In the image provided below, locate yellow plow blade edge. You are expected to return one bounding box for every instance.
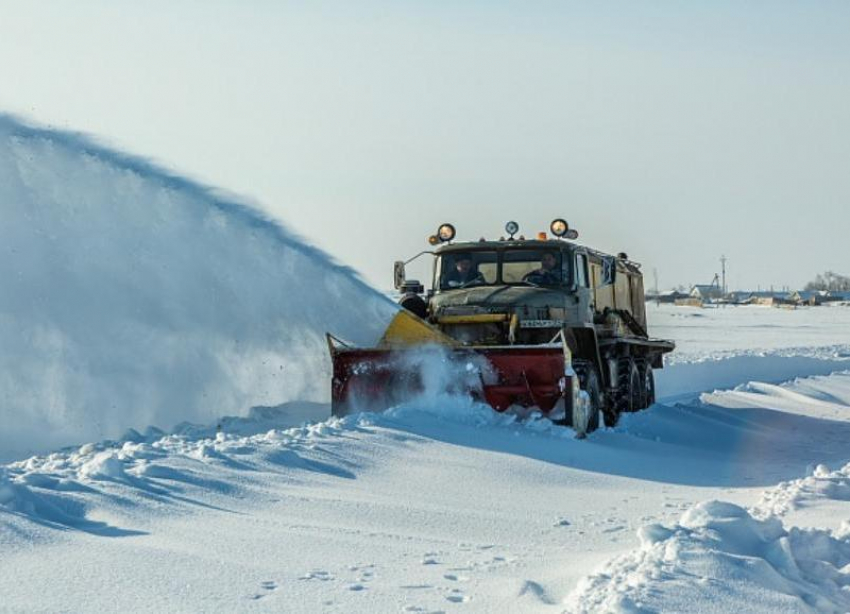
[378,309,459,348]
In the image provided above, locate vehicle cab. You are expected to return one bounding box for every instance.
[395,220,630,347]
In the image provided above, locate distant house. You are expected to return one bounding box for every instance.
[725,291,752,305]
[739,291,793,307]
[675,297,704,307]
[789,290,828,306]
[690,285,723,301]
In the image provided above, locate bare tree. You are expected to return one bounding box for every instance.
[805,271,850,292]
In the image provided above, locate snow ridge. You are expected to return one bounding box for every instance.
[0,412,358,539]
[0,395,576,538]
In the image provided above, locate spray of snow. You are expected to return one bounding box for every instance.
[0,115,397,460]
[345,344,560,428]
[388,345,496,417]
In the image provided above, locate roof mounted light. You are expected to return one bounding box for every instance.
[565,229,579,240]
[428,234,440,246]
[505,221,519,239]
[550,218,569,237]
[437,223,456,242]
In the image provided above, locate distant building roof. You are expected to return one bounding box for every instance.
[690,285,723,299]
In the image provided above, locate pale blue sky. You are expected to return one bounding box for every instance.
[1,1,848,290]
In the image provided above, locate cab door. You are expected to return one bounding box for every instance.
[574,250,594,323]
[590,259,615,313]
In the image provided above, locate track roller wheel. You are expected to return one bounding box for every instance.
[640,360,656,408]
[616,357,643,414]
[571,361,603,437]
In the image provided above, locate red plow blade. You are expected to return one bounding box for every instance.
[328,335,570,417]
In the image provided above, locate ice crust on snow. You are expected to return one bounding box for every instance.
[0,115,396,460]
[567,500,850,614]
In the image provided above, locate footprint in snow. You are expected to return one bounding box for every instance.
[249,580,278,600]
[602,525,625,533]
[518,580,557,605]
[443,573,469,582]
[348,563,376,582]
[300,570,334,581]
[446,591,471,603]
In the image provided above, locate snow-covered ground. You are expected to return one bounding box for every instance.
[2,304,850,613]
[2,118,850,612]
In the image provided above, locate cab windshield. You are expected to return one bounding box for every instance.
[438,249,569,290]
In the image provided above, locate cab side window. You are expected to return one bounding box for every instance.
[575,253,589,287]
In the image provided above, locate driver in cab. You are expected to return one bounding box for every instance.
[524,252,563,285]
[444,254,485,288]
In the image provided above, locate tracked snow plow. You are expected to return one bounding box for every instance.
[328,220,675,436]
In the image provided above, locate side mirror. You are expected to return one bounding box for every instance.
[393,261,406,289]
[601,256,617,287]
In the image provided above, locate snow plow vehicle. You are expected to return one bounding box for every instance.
[327,220,675,436]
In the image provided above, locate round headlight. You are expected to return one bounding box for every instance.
[550,218,569,237]
[505,221,519,237]
[437,223,456,242]
[428,234,440,245]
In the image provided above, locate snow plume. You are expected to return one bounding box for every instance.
[567,500,850,613]
[0,115,397,461]
[395,345,494,405]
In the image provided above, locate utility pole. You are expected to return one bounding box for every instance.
[720,255,727,296]
[653,268,659,306]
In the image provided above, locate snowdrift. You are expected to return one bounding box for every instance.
[567,500,850,613]
[0,115,396,461]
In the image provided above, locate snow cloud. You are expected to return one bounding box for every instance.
[0,115,396,460]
